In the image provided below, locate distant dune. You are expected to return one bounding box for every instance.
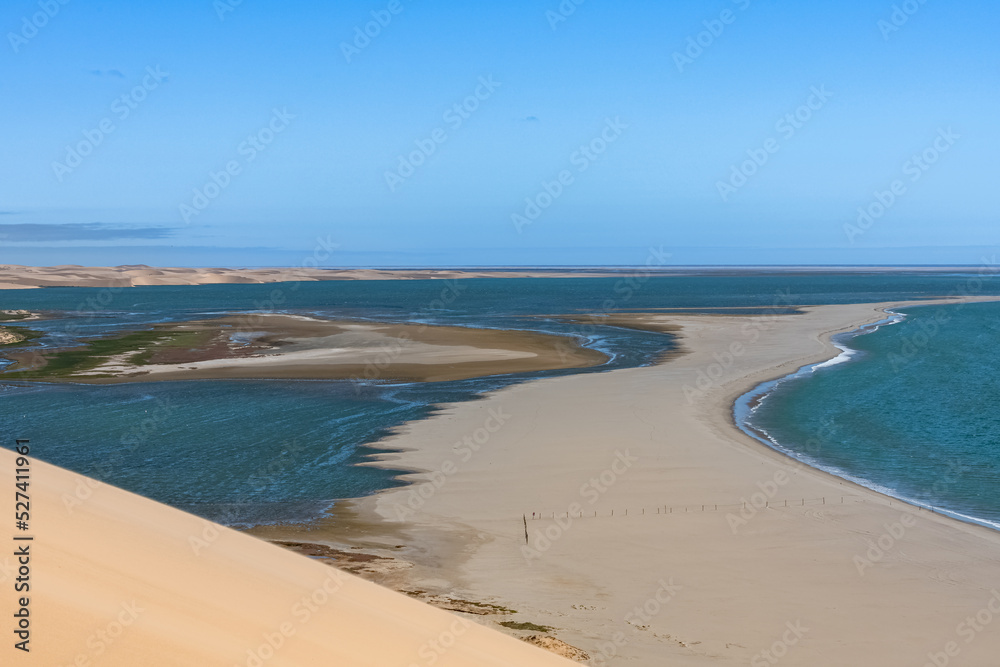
[0,265,614,289]
[3,264,990,290]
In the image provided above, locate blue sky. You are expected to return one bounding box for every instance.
[1,0,998,267]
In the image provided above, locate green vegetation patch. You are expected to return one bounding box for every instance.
[498,621,554,633]
[126,329,214,365]
[463,600,515,614]
[8,328,210,379]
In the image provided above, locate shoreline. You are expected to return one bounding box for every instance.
[304,297,1000,665]
[731,309,915,512]
[712,297,1000,525]
[733,300,1000,533]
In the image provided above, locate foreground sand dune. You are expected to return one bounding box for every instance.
[0,451,575,666]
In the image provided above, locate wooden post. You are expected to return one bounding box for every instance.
[523,515,528,545]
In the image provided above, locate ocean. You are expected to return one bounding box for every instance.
[2,273,999,528]
[743,298,1000,530]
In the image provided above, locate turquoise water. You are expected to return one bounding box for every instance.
[745,300,1000,529]
[2,274,1000,527]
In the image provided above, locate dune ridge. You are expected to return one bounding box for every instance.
[0,450,577,666]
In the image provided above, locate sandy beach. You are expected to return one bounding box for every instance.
[269,297,1000,665]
